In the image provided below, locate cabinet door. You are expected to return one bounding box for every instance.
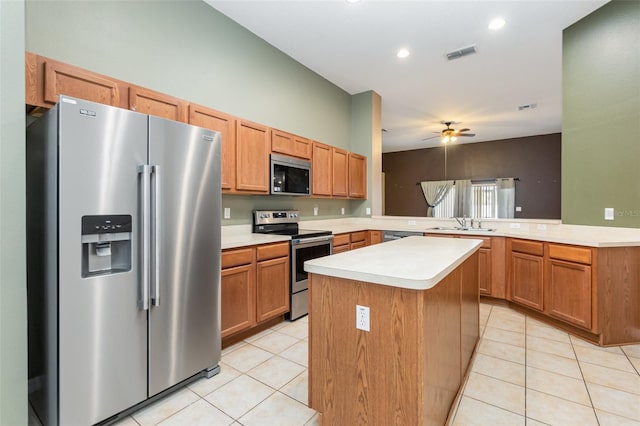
[272,130,312,160]
[350,241,367,250]
[510,252,544,311]
[129,86,187,122]
[44,59,121,107]
[547,259,592,330]
[368,230,383,245]
[256,256,290,322]
[221,263,256,338]
[292,135,312,159]
[312,142,332,196]
[478,248,492,296]
[348,152,367,198]
[332,244,350,254]
[236,120,270,193]
[189,104,236,190]
[332,148,348,197]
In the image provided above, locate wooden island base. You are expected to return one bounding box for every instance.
[309,252,479,426]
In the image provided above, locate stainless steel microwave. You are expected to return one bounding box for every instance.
[270,153,311,196]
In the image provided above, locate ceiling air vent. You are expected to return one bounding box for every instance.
[446,44,477,61]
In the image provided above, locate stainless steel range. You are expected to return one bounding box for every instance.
[253,210,333,320]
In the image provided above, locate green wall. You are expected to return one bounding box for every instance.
[562,0,640,227]
[0,0,27,424]
[26,0,375,223]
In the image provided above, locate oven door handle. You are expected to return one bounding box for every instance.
[291,235,334,245]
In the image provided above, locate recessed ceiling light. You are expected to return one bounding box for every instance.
[396,48,410,59]
[488,18,506,30]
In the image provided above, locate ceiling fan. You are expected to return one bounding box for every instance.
[423,121,476,143]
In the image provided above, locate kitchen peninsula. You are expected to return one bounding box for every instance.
[305,236,482,425]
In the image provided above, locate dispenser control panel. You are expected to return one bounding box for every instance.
[82,215,132,235]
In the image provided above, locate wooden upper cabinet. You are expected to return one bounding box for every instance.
[332,148,348,197]
[348,152,367,199]
[272,129,312,160]
[25,53,124,109]
[189,104,236,191]
[129,86,187,122]
[236,120,270,193]
[312,142,332,196]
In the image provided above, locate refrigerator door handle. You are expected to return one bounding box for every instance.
[138,164,151,311]
[151,164,161,307]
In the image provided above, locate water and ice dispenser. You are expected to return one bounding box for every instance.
[81,215,132,277]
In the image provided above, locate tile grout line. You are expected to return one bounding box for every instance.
[569,330,601,426]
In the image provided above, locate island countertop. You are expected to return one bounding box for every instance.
[304,235,482,290]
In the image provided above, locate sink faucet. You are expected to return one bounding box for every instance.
[454,217,467,228]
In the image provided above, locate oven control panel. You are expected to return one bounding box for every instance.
[254,210,300,225]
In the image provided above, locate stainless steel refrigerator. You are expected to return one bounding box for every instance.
[27,96,222,425]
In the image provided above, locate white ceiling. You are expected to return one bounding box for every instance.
[207,0,608,153]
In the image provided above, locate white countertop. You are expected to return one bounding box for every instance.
[304,236,482,290]
[221,224,290,249]
[298,217,640,247]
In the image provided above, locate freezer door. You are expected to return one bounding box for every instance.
[57,97,148,425]
[148,116,222,396]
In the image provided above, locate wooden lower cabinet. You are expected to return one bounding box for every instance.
[221,263,256,338]
[222,242,289,339]
[546,259,592,329]
[368,230,383,245]
[221,248,256,338]
[349,231,367,250]
[478,248,492,296]
[510,252,544,311]
[332,233,350,254]
[256,254,290,322]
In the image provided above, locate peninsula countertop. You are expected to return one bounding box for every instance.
[304,235,482,290]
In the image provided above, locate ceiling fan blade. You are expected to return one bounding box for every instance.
[459,133,476,137]
[457,128,470,132]
[421,135,441,141]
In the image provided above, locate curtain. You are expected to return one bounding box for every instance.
[497,178,515,218]
[454,179,472,218]
[420,180,454,217]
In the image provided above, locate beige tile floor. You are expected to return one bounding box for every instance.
[30,303,640,425]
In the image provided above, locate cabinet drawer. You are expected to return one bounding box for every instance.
[548,244,592,265]
[459,235,491,248]
[351,231,367,243]
[332,244,350,254]
[511,239,544,256]
[222,248,254,269]
[256,242,290,261]
[333,233,350,246]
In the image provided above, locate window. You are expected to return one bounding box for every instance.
[432,181,501,219]
[471,182,498,219]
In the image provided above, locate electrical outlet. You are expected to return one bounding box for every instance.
[366,207,371,215]
[515,206,522,212]
[537,224,547,230]
[223,208,230,219]
[408,220,416,225]
[356,305,370,332]
[604,208,614,220]
[341,207,345,215]
[510,223,521,229]
[313,206,318,216]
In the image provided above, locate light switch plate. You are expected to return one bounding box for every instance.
[366,207,371,215]
[341,207,345,215]
[604,208,614,220]
[223,208,230,219]
[313,206,318,216]
[510,223,521,229]
[408,220,416,225]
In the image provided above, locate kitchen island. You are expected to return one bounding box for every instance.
[305,236,483,426]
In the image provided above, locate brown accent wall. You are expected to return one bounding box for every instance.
[383,134,561,219]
